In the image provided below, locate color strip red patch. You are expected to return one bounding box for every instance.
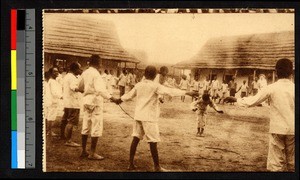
[11,9,17,50]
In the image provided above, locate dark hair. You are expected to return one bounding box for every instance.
[276,58,293,78]
[89,55,101,67]
[69,62,80,73]
[202,93,210,102]
[104,69,108,74]
[144,66,157,80]
[160,66,169,74]
[48,67,58,78]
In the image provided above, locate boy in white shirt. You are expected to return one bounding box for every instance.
[60,62,82,147]
[234,58,294,172]
[119,65,188,172]
[79,55,119,160]
[46,67,63,138]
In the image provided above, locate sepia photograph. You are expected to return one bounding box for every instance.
[42,9,295,172]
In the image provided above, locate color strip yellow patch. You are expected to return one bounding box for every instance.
[11,50,17,90]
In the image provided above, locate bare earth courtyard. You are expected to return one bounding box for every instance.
[45,91,270,172]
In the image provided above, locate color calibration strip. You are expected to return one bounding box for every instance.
[11,9,35,169]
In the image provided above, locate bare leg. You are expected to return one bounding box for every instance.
[128,137,140,170]
[80,135,88,157]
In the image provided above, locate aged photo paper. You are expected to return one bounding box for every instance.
[42,9,295,172]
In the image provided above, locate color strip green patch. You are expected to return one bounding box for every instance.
[11,90,17,131]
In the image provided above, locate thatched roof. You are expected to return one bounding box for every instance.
[174,31,294,70]
[43,13,139,63]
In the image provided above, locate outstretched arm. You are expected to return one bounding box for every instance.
[209,99,223,113]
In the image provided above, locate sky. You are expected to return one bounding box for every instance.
[86,13,294,65]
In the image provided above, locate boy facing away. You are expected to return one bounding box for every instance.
[191,90,223,137]
[119,65,189,172]
[234,58,294,172]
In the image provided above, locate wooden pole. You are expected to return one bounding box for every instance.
[272,70,275,83]
[253,69,256,80]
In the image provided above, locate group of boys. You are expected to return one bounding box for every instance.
[44,55,294,172]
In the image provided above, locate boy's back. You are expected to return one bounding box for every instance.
[121,79,185,122]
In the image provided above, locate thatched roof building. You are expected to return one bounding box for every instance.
[43,13,139,70]
[174,31,294,70]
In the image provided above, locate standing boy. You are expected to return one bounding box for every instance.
[191,90,223,137]
[46,67,62,138]
[235,58,294,172]
[119,65,188,172]
[60,62,82,147]
[79,55,119,160]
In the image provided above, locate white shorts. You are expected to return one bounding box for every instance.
[46,105,58,121]
[132,120,161,143]
[81,105,103,137]
[267,134,294,171]
[197,113,207,129]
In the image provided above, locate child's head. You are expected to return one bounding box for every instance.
[144,65,157,80]
[160,66,169,76]
[182,75,187,80]
[243,80,246,84]
[89,54,101,69]
[276,58,293,79]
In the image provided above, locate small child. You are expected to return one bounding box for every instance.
[119,65,188,172]
[178,75,189,102]
[191,90,223,137]
[237,80,249,98]
[218,80,228,104]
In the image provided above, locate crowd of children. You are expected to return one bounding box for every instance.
[44,56,294,172]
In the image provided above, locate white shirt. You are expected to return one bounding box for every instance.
[118,73,127,87]
[63,73,80,108]
[179,79,189,90]
[47,78,63,105]
[121,79,186,122]
[80,67,112,106]
[220,83,228,93]
[237,79,294,135]
[211,80,220,90]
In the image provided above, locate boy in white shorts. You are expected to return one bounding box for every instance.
[79,55,119,160]
[119,65,188,172]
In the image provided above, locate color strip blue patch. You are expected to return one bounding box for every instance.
[11,131,18,168]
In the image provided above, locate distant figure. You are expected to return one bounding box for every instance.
[237,80,249,98]
[251,77,259,96]
[218,80,228,104]
[105,70,113,95]
[257,74,268,91]
[228,77,237,97]
[178,75,189,102]
[210,76,220,102]
[118,69,128,97]
[236,58,294,172]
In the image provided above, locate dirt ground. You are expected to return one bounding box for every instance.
[45,91,270,172]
